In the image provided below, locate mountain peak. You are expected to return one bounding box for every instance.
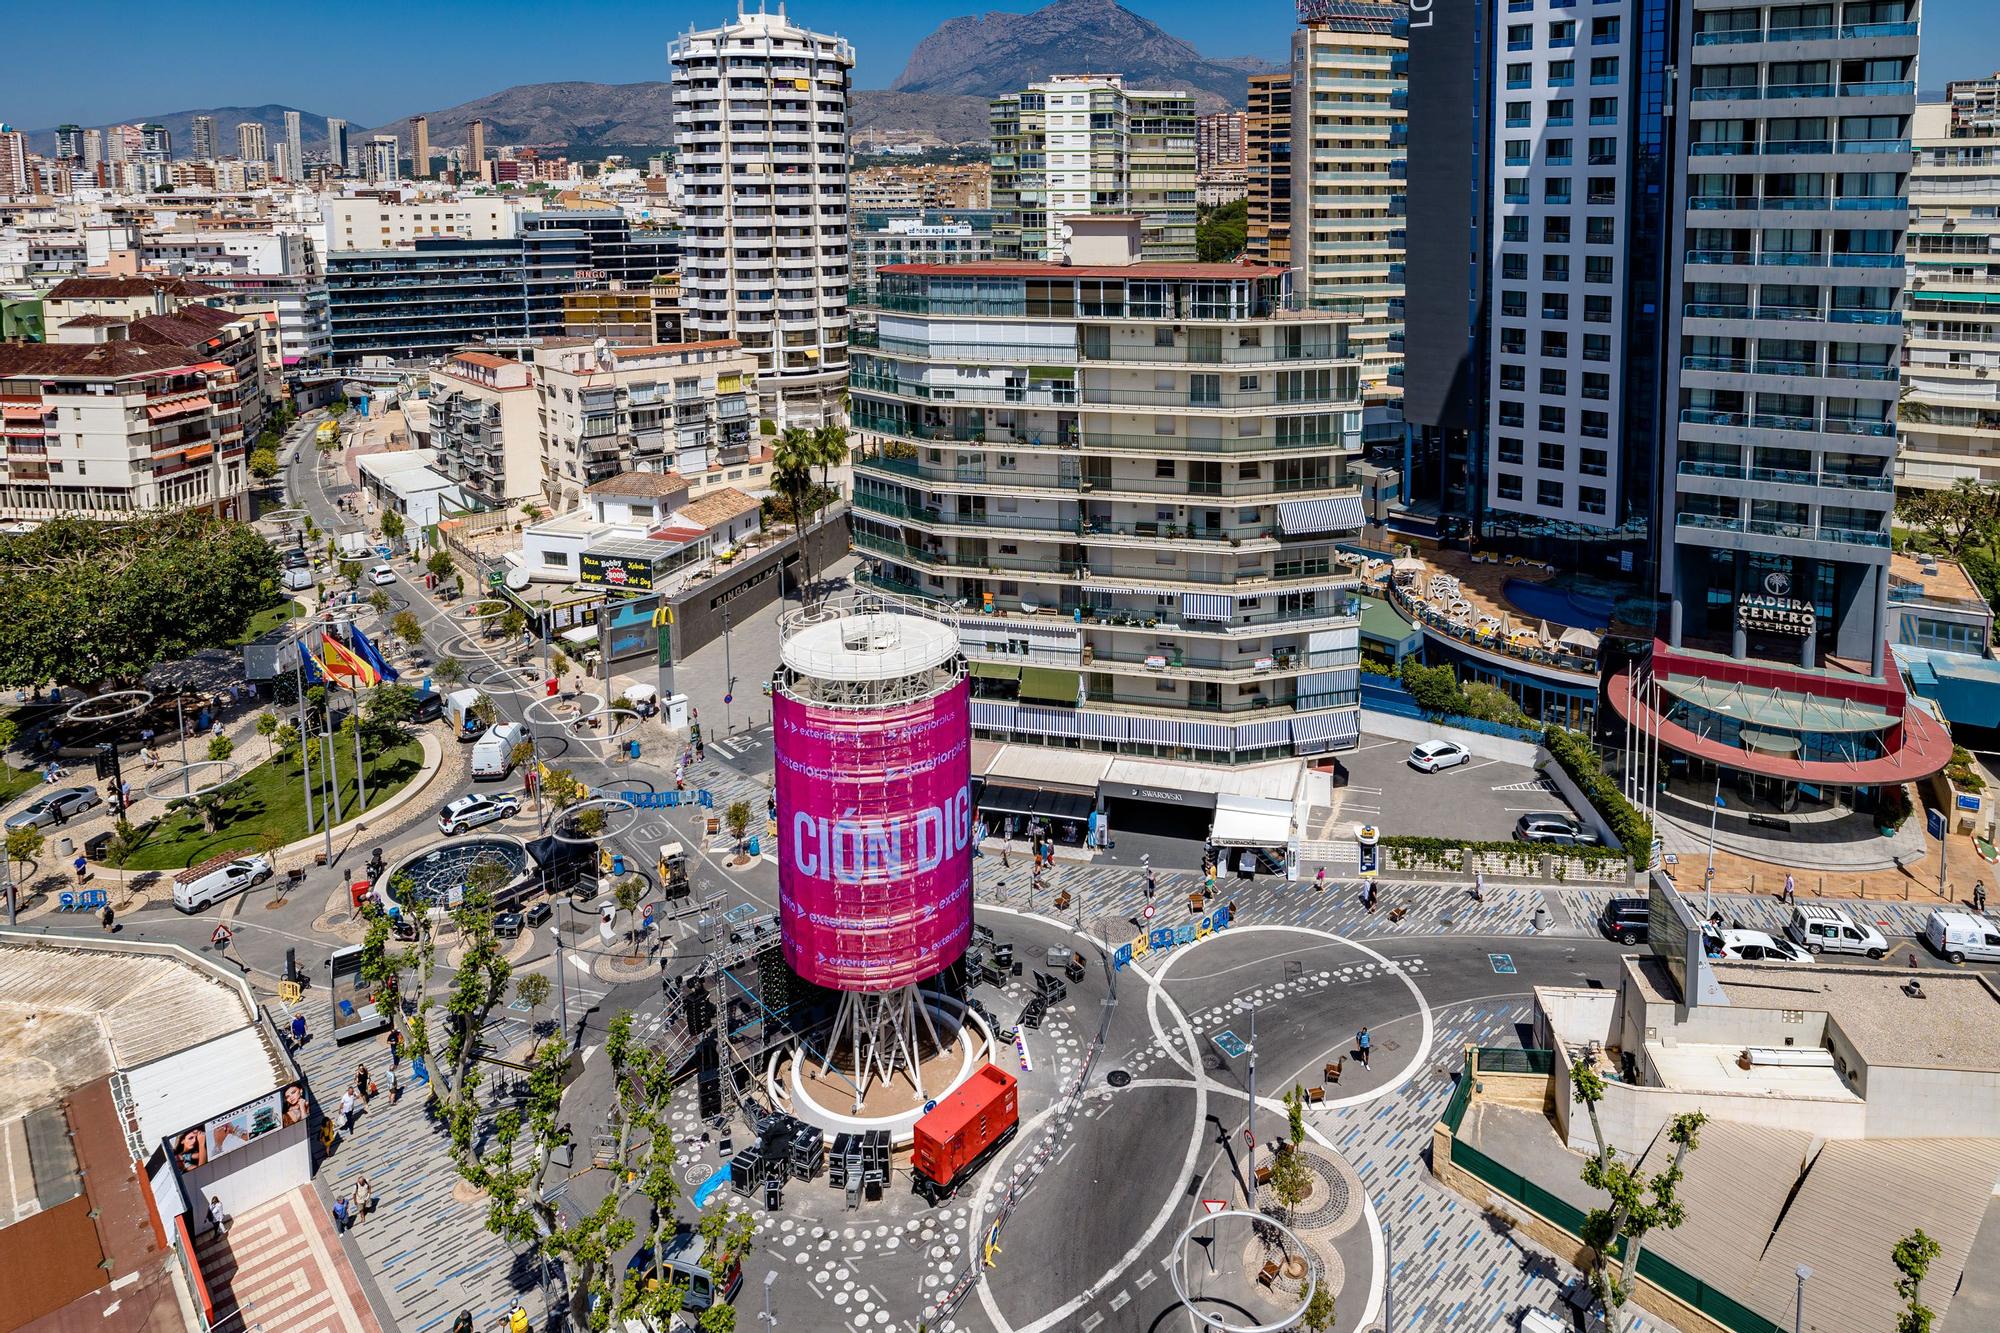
[889,0,1278,107]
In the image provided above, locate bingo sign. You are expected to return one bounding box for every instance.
[773,678,974,991]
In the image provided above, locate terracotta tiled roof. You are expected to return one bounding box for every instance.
[44,275,224,300]
[588,471,689,498]
[672,486,760,529]
[0,342,203,379]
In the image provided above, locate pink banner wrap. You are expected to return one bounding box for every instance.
[774,678,974,991]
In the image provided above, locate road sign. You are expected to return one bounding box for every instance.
[1143,902,1156,920]
[1928,807,1946,840]
[1489,953,1517,975]
[1201,1199,1228,1216]
[1212,1030,1248,1059]
[723,692,733,704]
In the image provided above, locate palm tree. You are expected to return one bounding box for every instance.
[773,426,817,595]
[809,422,850,525]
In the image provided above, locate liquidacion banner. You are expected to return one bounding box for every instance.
[773,678,974,992]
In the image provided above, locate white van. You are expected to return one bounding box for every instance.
[1784,903,1888,959]
[471,722,527,780]
[173,853,274,913]
[1925,909,2000,965]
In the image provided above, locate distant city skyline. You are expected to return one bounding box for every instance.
[6,0,1980,132]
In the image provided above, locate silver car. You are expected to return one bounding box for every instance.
[7,786,104,830]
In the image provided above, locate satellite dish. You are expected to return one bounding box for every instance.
[593,335,614,372]
[505,568,532,591]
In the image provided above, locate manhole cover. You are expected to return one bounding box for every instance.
[1106,1070,1132,1088]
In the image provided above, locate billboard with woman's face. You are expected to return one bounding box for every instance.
[165,1081,311,1173]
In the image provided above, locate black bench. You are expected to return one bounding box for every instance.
[1748,813,1792,833]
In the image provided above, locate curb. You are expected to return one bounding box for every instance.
[272,730,446,864]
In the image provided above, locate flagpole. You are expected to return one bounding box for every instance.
[320,628,344,825]
[294,647,317,835]
[352,679,368,813]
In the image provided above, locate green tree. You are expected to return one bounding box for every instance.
[380,510,406,544]
[436,656,466,688]
[207,734,234,764]
[615,874,646,953]
[1300,1281,1336,1333]
[1570,1058,1708,1330]
[368,589,391,617]
[773,427,817,590]
[390,611,425,652]
[1895,478,1999,556]
[724,799,753,854]
[432,867,514,1146]
[1266,1087,1313,1226]
[1398,659,1471,718]
[1893,1228,1942,1333]
[470,694,499,730]
[1196,197,1248,263]
[499,608,527,642]
[255,711,281,757]
[5,826,43,878]
[425,550,456,583]
[249,447,279,480]
[513,970,551,1022]
[0,512,282,689]
[339,559,363,589]
[809,422,850,524]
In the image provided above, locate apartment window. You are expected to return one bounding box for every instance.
[1590,56,1619,84]
[1581,410,1610,438]
[1499,436,1525,464]
[1503,291,1528,318]
[1546,179,1573,204]
[1499,473,1525,500]
[1505,178,1532,204]
[1508,23,1533,49]
[1508,62,1532,89]
[1543,255,1571,283]
[1549,60,1575,86]
[1588,176,1617,204]
[1155,458,1176,478]
[1501,326,1527,354]
[1545,216,1571,244]
[1537,478,1565,507]
[1588,136,1618,165]
[1585,255,1615,283]
[1550,20,1576,46]
[1548,138,1575,166]
[1506,138,1532,166]
[1499,400,1526,428]
[1501,363,1527,391]
[1586,216,1615,244]
[1538,441,1566,469]
[1540,368,1568,395]
[1590,96,1618,124]
[1504,215,1530,242]
[1541,331,1569,358]
[1155,327,1175,347]
[1542,293,1570,320]
[1583,333,1612,361]
[1591,16,1620,44]
[1580,448,1609,476]
[1503,254,1529,281]
[1548,99,1575,126]
[1539,405,1567,433]
[1578,486,1607,515]
[1582,371,1611,399]
[1585,294,1613,323]
[1506,101,1532,127]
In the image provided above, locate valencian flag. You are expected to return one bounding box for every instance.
[348,626,401,684]
[298,639,327,685]
[319,634,380,688]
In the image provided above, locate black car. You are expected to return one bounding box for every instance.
[1600,896,1651,946]
[411,690,444,723]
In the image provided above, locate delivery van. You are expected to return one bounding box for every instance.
[471,722,527,780]
[174,853,274,913]
[444,689,484,741]
[1925,909,2000,964]
[1784,903,1888,959]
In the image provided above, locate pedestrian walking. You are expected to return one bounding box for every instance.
[1357,1027,1372,1069]
[1316,867,1326,893]
[389,1064,402,1103]
[1976,880,1989,913]
[332,1196,352,1232]
[207,1195,231,1234]
[291,1013,309,1047]
[452,1313,474,1333]
[1783,872,1796,905]
[386,1028,402,1068]
[1001,844,1010,869]
[101,904,115,932]
[355,1063,373,1102]
[351,1176,374,1224]
[339,1087,361,1132]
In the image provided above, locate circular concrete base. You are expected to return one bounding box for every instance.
[768,994,994,1145]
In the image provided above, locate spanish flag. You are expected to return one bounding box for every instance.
[319,634,380,687]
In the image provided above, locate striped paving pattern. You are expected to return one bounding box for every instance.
[197,1186,381,1333]
[1559,886,1942,941]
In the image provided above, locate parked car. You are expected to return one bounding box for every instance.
[1513,812,1601,846]
[7,786,104,830]
[1703,928,1813,963]
[1784,903,1888,960]
[410,689,444,724]
[367,563,397,585]
[438,793,522,836]
[1599,896,1651,946]
[1924,909,2000,965]
[1408,740,1472,772]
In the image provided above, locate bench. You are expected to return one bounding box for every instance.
[1053,890,1071,911]
[1188,893,1204,915]
[1254,1164,1273,1187]
[1308,1086,1325,1105]
[1748,813,1792,833]
[1324,1059,1344,1084]
[1258,1261,1281,1289]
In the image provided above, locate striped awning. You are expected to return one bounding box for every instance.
[1291,708,1362,754]
[1181,721,1232,750]
[971,700,1015,730]
[1181,592,1232,622]
[1012,705,1077,736]
[1231,717,1294,748]
[1277,495,1366,535]
[1082,583,1180,598]
[1128,716,1181,745]
[1073,709,1130,741]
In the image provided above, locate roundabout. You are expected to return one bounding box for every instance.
[378,835,529,914]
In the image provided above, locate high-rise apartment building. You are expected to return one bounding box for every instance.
[82,128,103,172]
[1245,72,1293,266]
[1196,110,1247,174]
[1292,4,1407,399]
[850,210,999,289]
[848,236,1366,763]
[1900,85,2000,489]
[412,116,431,178]
[0,131,30,197]
[105,124,142,164]
[467,119,486,178]
[990,75,1198,263]
[324,231,592,365]
[284,110,303,180]
[326,117,349,172]
[140,124,171,161]
[236,121,268,162]
[190,115,215,160]
[366,134,399,182]
[54,125,85,163]
[669,6,854,425]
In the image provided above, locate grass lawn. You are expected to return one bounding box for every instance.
[0,764,38,804]
[119,736,425,871]
[230,599,305,646]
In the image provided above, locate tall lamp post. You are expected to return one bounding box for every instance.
[1794,1263,1810,1333]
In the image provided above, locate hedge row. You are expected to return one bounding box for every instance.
[1541,726,1654,870]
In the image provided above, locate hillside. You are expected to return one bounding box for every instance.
[366,82,676,149]
[23,104,345,155]
[890,0,1280,108]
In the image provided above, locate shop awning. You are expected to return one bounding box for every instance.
[977,782,1093,825]
[1018,666,1080,705]
[1277,496,1366,536]
[1291,708,1361,755]
[971,661,1022,681]
[1209,794,1295,849]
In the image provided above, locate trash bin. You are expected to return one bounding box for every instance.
[628,740,641,760]
[57,836,75,858]
[611,854,626,877]
[746,836,760,857]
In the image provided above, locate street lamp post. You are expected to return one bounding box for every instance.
[1383,1215,1395,1333]
[759,1270,777,1329]
[1704,768,1723,918]
[722,606,735,738]
[1794,1264,1810,1333]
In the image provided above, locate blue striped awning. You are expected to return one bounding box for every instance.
[971,701,1015,730]
[1291,708,1362,754]
[1128,716,1181,745]
[1278,495,1366,536]
[1231,717,1294,748]
[1180,721,1232,751]
[1181,592,1233,622]
[1072,709,1130,742]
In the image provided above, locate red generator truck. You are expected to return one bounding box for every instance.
[912,1063,1019,1204]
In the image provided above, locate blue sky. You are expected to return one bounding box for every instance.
[7,0,1997,129]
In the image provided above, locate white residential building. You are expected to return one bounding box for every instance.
[322,195,526,252]
[669,6,854,426]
